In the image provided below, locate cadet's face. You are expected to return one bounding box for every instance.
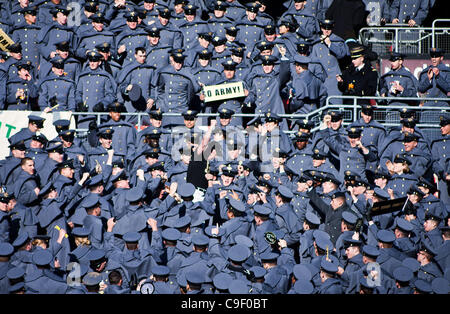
[150,118,162,127]
[403,140,417,152]
[159,16,169,25]
[30,140,43,149]
[246,11,257,20]
[61,167,74,179]
[297,181,308,192]
[116,179,130,189]
[295,63,305,74]
[322,181,336,194]
[321,28,332,37]
[56,12,67,25]
[20,0,30,6]
[348,137,360,147]
[374,177,386,188]
[0,201,8,212]
[89,60,101,69]
[275,194,283,207]
[145,157,158,165]
[294,1,306,10]
[173,61,183,71]
[144,3,155,10]
[330,197,344,209]
[423,219,437,232]
[351,56,364,68]
[345,246,359,259]
[25,13,37,24]
[231,55,242,64]
[198,37,209,47]
[100,137,112,149]
[174,4,183,13]
[93,22,104,31]
[441,124,450,135]
[185,14,195,22]
[262,64,274,74]
[219,118,230,126]
[408,194,419,203]
[110,111,121,122]
[364,190,374,201]
[49,152,64,163]
[12,149,25,159]
[22,160,35,175]
[199,58,209,67]
[184,119,195,128]
[279,25,288,34]
[353,185,366,195]
[149,36,160,45]
[361,112,372,123]
[10,52,22,60]
[29,122,40,132]
[266,122,277,132]
[57,50,69,59]
[390,59,402,70]
[215,44,226,53]
[99,51,109,61]
[7,199,17,211]
[254,214,263,225]
[393,162,406,173]
[213,132,223,141]
[401,125,414,134]
[127,20,138,29]
[295,140,307,150]
[225,34,235,42]
[148,138,160,148]
[135,51,147,64]
[52,66,64,76]
[224,69,235,79]
[330,120,342,130]
[312,158,324,167]
[221,175,233,186]
[265,34,276,41]
[431,56,443,67]
[18,68,30,79]
[214,10,225,18]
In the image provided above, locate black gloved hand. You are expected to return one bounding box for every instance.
[49,96,58,107]
[88,120,98,131]
[77,102,88,112]
[92,102,104,113]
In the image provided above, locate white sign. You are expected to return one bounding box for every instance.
[203,81,245,103]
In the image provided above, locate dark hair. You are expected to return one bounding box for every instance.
[126,242,139,251]
[108,270,122,285]
[342,220,355,231]
[135,46,146,55]
[21,157,33,166]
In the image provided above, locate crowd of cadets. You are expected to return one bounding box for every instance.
[0,0,449,295]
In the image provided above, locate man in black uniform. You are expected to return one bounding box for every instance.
[336,45,378,105]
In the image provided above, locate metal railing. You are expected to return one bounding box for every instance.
[359,20,450,55]
[68,95,448,139]
[432,19,450,48]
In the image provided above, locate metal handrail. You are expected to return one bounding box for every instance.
[359,24,450,53]
[63,95,448,135]
[326,95,449,125]
[432,19,450,48]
